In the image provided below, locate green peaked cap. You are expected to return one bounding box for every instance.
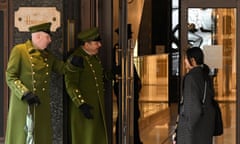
[29,22,52,34]
[77,27,101,42]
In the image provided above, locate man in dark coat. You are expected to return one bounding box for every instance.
[113,24,143,144]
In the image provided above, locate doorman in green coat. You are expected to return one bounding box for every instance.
[65,27,108,144]
[5,22,65,144]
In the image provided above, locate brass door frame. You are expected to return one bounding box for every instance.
[180,0,240,143]
[0,0,9,142]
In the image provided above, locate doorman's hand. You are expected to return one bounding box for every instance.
[22,92,41,106]
[79,103,94,119]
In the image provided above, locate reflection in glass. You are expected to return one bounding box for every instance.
[187,8,236,98]
[188,8,213,48]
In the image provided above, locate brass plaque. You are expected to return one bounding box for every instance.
[14,7,60,32]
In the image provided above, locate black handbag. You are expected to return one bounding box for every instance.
[202,82,223,136]
[212,99,223,136]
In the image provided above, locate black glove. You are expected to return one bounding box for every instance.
[70,56,84,68]
[22,92,41,106]
[79,103,93,119]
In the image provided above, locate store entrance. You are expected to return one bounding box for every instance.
[180,1,240,143]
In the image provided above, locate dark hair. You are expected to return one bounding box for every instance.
[186,47,204,65]
[186,47,210,80]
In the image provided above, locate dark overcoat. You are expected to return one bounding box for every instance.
[65,47,108,144]
[177,67,215,144]
[5,40,65,144]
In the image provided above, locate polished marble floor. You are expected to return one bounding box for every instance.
[113,85,236,144]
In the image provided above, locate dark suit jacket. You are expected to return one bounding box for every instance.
[177,66,215,144]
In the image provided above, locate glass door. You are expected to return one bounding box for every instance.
[180,0,240,141]
[187,8,236,143]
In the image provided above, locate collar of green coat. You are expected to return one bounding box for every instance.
[25,40,49,56]
[25,40,35,53]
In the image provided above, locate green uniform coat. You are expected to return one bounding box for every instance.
[65,47,108,144]
[5,40,65,144]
